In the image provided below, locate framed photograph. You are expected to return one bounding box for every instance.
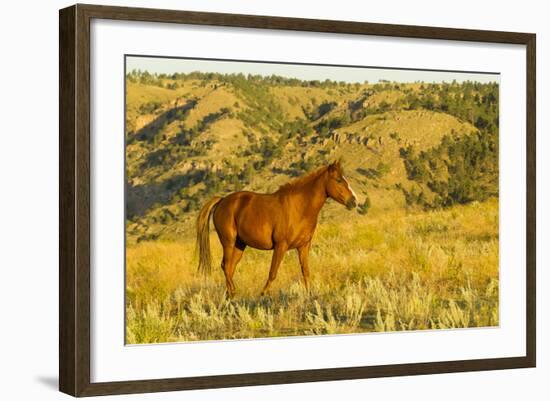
[59,4,536,397]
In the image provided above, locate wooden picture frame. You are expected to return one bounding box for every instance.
[59,3,536,397]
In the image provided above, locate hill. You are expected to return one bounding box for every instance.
[124,71,499,243]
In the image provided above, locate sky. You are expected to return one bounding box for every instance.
[126,55,499,84]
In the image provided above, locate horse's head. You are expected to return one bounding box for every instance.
[326,160,357,210]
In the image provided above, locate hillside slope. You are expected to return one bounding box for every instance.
[124,72,499,243]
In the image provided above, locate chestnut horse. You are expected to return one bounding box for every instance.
[196,160,357,297]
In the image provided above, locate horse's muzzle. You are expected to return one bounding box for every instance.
[346,198,357,210]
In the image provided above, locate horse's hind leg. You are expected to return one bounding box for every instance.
[222,241,246,299]
[228,242,245,293]
[221,245,236,298]
[215,210,241,298]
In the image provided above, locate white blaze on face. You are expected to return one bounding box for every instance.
[342,175,358,200]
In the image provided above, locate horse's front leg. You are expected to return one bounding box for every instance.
[297,242,311,293]
[260,243,288,296]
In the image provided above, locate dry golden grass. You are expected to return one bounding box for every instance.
[125,81,194,132]
[269,86,352,120]
[346,110,476,148]
[126,198,499,344]
[183,86,240,128]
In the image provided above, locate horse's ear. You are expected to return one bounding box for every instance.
[328,159,342,175]
[329,158,343,172]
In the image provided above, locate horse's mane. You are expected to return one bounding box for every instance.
[275,165,328,194]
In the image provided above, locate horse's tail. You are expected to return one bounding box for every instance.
[196,196,223,276]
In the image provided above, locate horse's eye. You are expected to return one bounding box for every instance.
[336,178,343,183]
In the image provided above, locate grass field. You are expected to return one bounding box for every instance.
[125,198,499,344]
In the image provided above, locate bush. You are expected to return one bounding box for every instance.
[399,129,498,208]
[139,101,162,115]
[357,195,371,215]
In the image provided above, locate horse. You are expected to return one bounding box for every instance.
[195,160,358,298]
